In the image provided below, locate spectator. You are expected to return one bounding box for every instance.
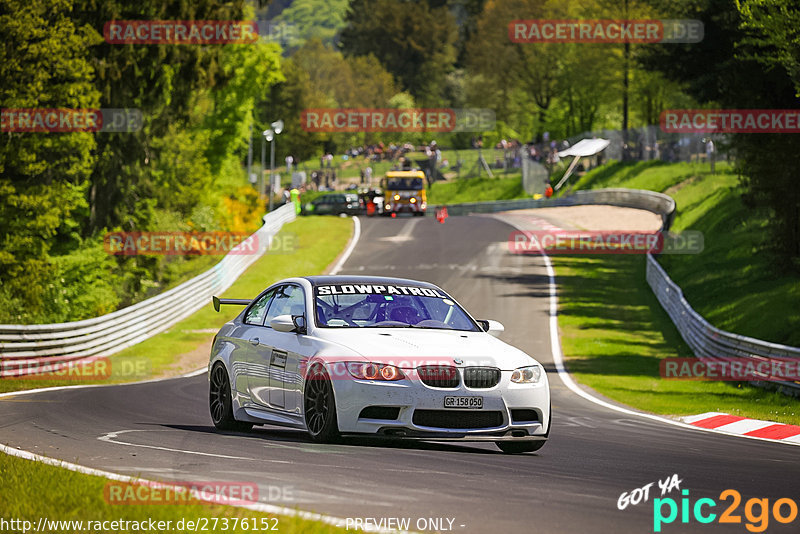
[706,138,716,173]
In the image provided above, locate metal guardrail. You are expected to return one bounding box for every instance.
[646,256,800,396]
[430,188,676,230]
[0,204,296,376]
[435,187,799,395]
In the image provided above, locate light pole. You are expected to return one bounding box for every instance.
[260,132,266,203]
[263,120,283,212]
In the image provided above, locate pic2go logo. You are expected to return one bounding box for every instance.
[653,489,799,532]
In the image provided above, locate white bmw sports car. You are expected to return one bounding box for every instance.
[208,276,550,453]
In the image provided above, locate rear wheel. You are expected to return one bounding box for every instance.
[209,363,252,432]
[304,364,340,442]
[496,440,546,454]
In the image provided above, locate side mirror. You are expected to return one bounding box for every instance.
[478,319,505,337]
[292,315,307,335]
[270,314,297,333]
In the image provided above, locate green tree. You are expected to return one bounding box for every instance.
[340,0,458,106]
[274,0,350,47]
[736,0,800,94]
[0,0,103,321]
[642,0,800,263]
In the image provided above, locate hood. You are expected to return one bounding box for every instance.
[314,328,537,370]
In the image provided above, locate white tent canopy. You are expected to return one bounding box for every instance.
[554,138,610,190]
[558,138,610,158]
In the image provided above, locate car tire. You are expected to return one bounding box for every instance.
[304,364,340,443]
[496,440,546,454]
[209,363,253,432]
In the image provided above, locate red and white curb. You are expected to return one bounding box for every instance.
[681,412,800,443]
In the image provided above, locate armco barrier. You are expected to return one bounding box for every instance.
[430,188,676,230]
[646,254,800,396]
[436,188,799,395]
[0,204,296,377]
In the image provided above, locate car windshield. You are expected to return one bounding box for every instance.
[314,284,479,331]
[386,177,423,190]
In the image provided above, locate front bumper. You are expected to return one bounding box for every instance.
[329,369,550,440]
[387,202,425,214]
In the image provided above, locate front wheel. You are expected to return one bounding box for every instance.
[496,440,546,454]
[209,363,252,432]
[304,364,340,443]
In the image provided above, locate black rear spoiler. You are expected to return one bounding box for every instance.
[212,296,251,312]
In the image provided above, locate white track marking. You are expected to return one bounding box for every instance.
[0,366,208,400]
[97,430,290,462]
[329,216,361,275]
[380,217,420,242]
[495,213,800,448]
[0,443,399,533]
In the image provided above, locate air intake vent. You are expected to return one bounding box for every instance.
[417,365,459,388]
[510,409,540,423]
[463,367,501,388]
[358,406,401,420]
[412,409,503,429]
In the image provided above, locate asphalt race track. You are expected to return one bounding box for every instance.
[1,214,798,533]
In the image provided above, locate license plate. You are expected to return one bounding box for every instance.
[444,396,483,409]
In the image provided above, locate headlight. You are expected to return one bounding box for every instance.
[346,362,405,381]
[394,194,400,200]
[385,204,391,210]
[511,365,542,383]
[410,197,417,203]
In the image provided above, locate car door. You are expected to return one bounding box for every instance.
[315,196,331,215]
[237,289,275,405]
[333,194,347,214]
[248,284,313,413]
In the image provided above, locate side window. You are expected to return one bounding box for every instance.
[264,285,306,325]
[244,289,274,325]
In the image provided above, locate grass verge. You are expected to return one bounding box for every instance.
[0,451,345,533]
[428,173,525,205]
[0,216,353,394]
[551,160,800,424]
